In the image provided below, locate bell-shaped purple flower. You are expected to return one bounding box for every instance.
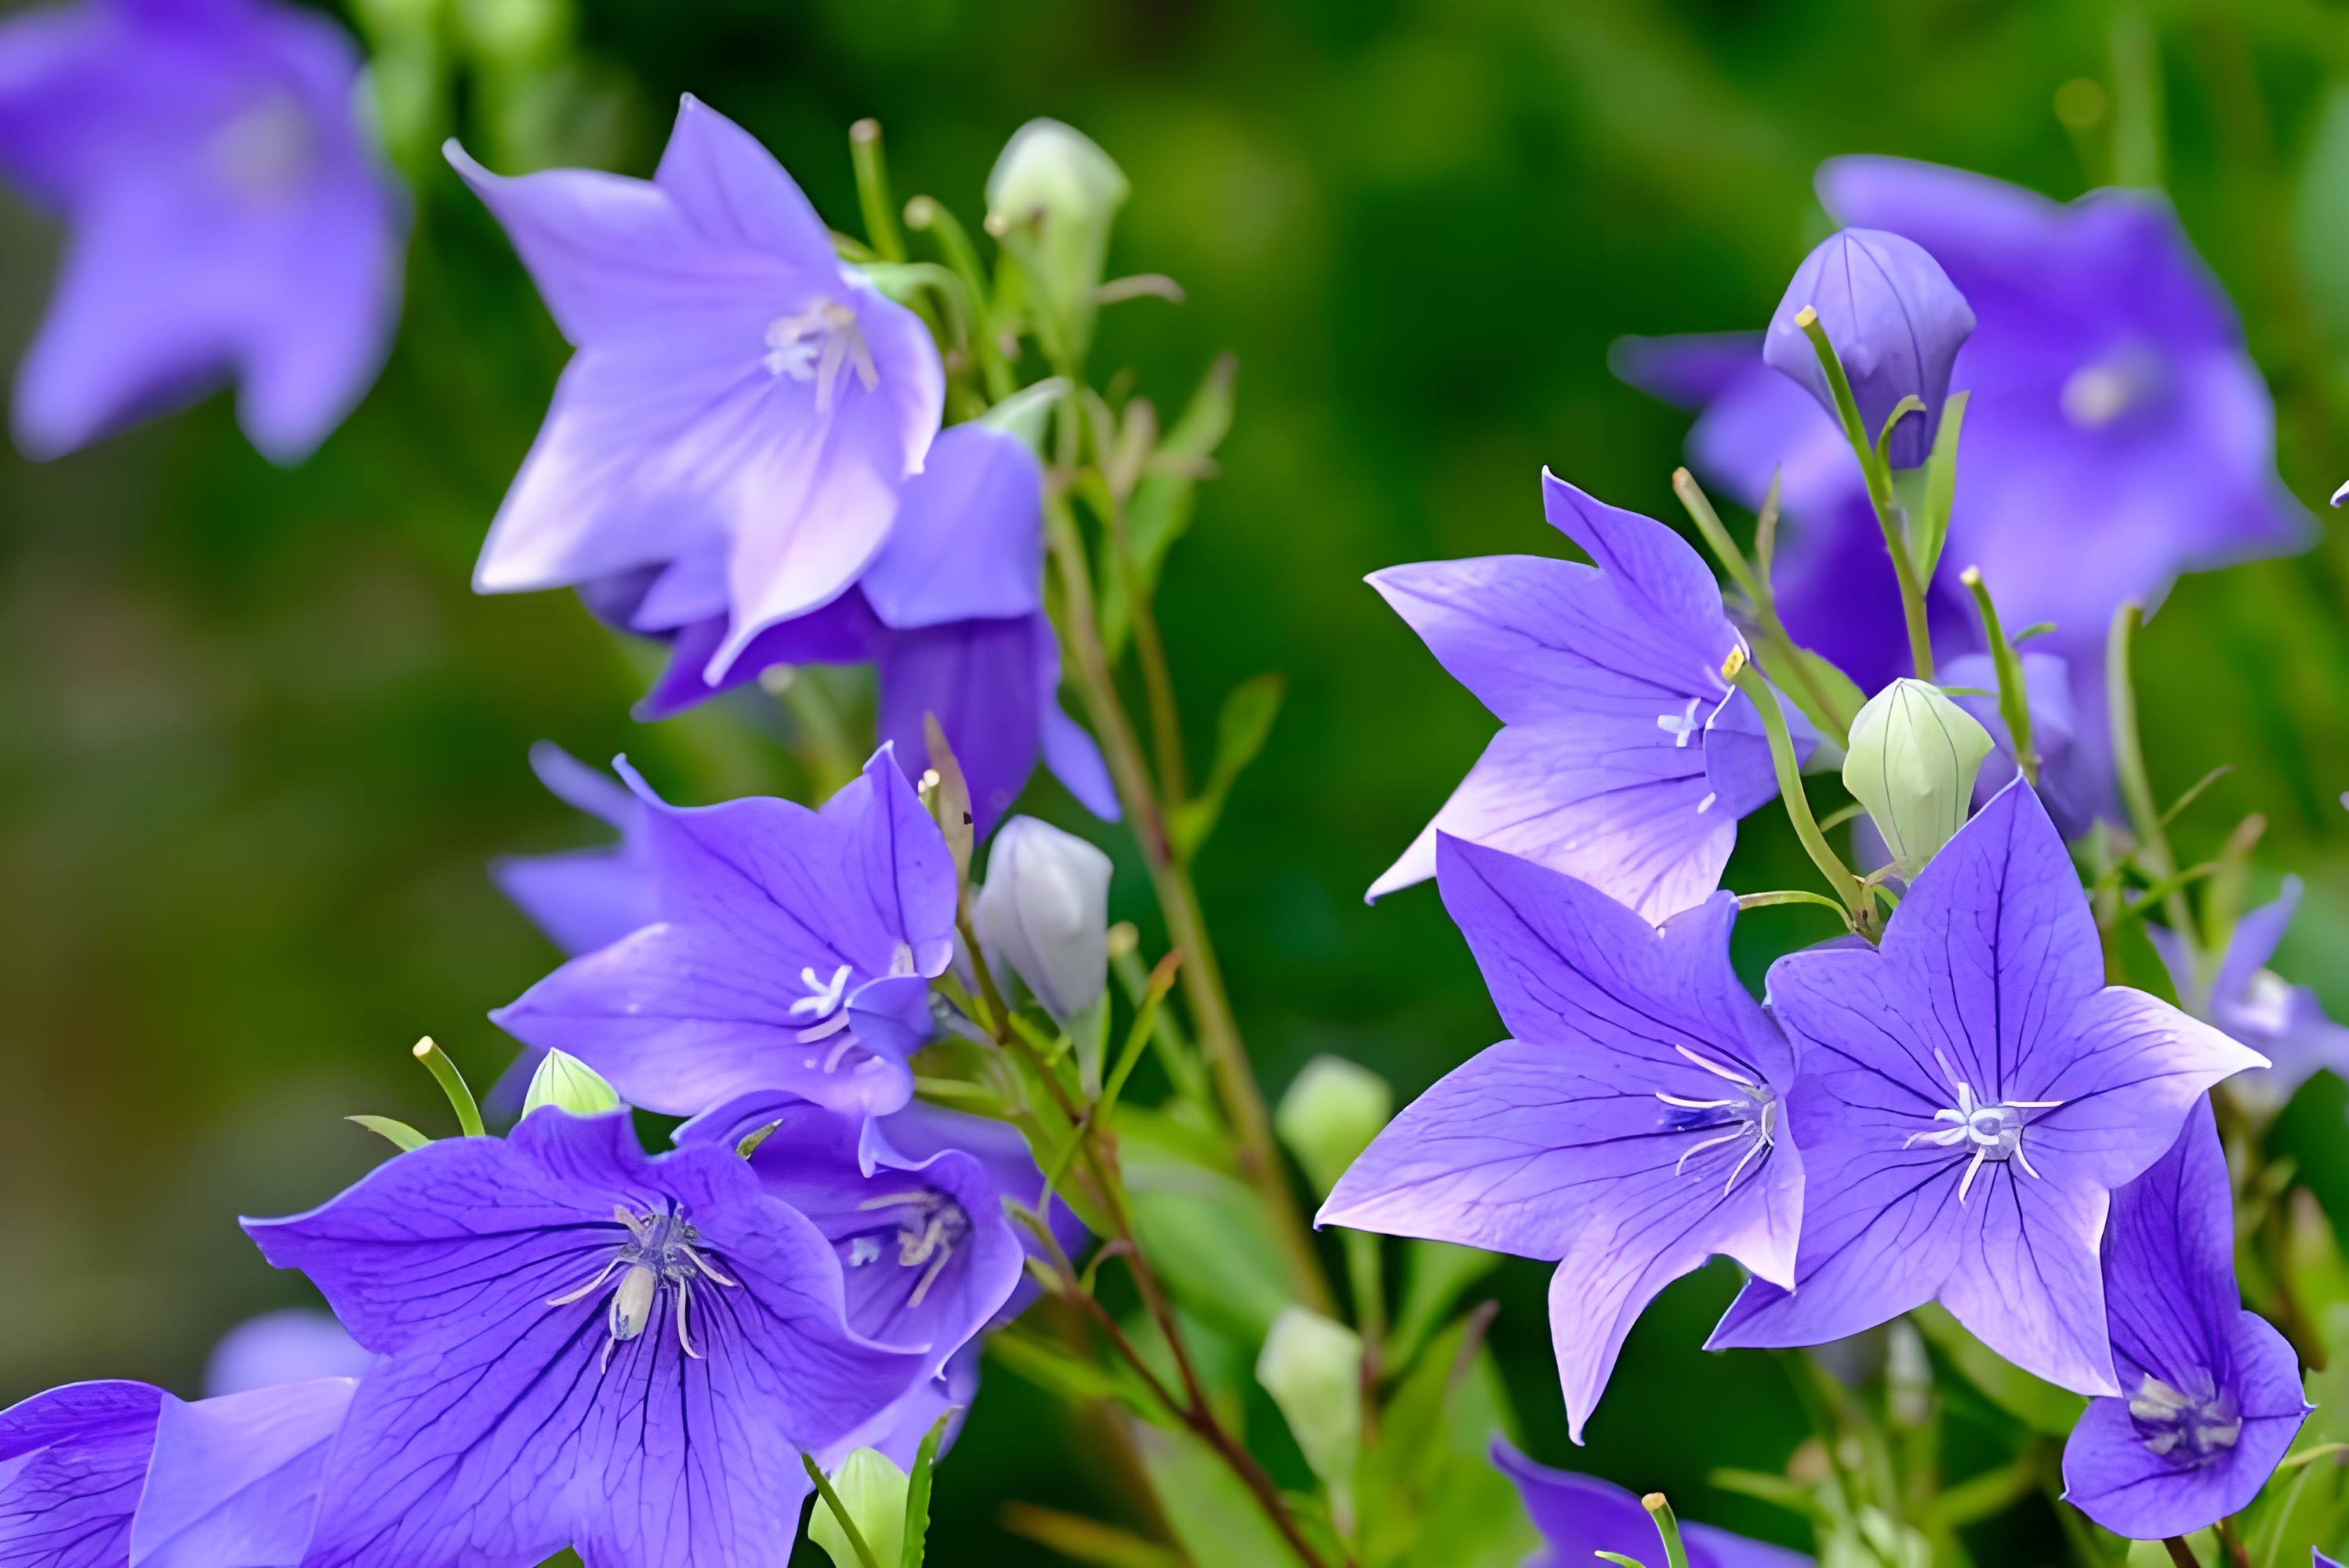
[1322,835,1803,1441]
[492,746,957,1119]
[0,0,407,462]
[1764,227,1973,468]
[450,94,942,675]
[1711,782,2265,1396]
[2061,1098,2308,1539]
[242,1108,926,1568]
[2151,877,2349,1116]
[1368,469,1810,921]
[1493,1438,1810,1567]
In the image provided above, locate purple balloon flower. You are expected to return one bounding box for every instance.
[1368,469,1810,921]
[1711,782,2264,1396]
[1492,1438,1811,1568]
[1763,228,1973,469]
[493,746,956,1120]
[0,0,407,462]
[2151,878,2349,1116]
[451,94,942,677]
[0,1374,358,1568]
[1322,834,1803,1441]
[2061,1098,2308,1539]
[242,1108,925,1568]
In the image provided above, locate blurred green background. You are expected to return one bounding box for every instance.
[5,0,2349,1559]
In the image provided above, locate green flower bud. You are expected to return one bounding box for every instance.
[808,1449,908,1568]
[985,118,1128,359]
[1843,678,1994,877]
[521,1048,621,1118]
[1274,1055,1392,1199]
[1254,1306,1363,1506]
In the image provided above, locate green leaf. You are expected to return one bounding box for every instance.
[986,1327,1149,1410]
[1120,1110,1295,1343]
[1000,1504,1187,1567]
[1387,1241,1500,1372]
[1254,1307,1364,1499]
[2102,911,2181,1006]
[1133,1423,1311,1568]
[1760,644,1865,746]
[2296,86,2349,343]
[1167,673,1285,857]
[1358,1314,1541,1568]
[347,1115,430,1152]
[1910,1303,2086,1437]
[807,1450,906,1568]
[1914,388,1968,581]
[1102,354,1237,658]
[898,1410,954,1568]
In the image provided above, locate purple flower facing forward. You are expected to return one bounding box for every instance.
[1763,228,1973,469]
[1712,782,2264,1396]
[2062,1098,2308,1539]
[0,0,406,462]
[243,1109,926,1568]
[0,1374,357,1568]
[452,94,942,676]
[1323,835,1803,1441]
[1493,1438,1810,1568]
[1368,470,1810,921]
[494,746,956,1119]
[2152,878,2349,1116]
[623,421,1116,834]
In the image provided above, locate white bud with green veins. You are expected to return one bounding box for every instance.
[986,118,1129,355]
[522,1049,622,1118]
[1843,678,1995,878]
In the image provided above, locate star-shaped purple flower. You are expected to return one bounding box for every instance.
[493,746,956,1119]
[451,94,942,676]
[1711,782,2265,1396]
[1368,469,1810,921]
[2151,877,2349,1116]
[1493,1438,1811,1567]
[1322,834,1803,1441]
[2061,1097,2308,1539]
[0,0,407,462]
[243,1108,926,1568]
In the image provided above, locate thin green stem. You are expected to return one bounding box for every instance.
[1672,469,1851,742]
[1959,567,2035,786]
[1640,1496,1690,1568]
[1726,653,1869,930]
[903,197,1015,401]
[848,120,906,263]
[410,1037,484,1138]
[2106,604,2198,955]
[803,1454,884,1568]
[1736,889,1852,916]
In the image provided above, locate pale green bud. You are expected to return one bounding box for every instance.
[1274,1056,1392,1199]
[1254,1306,1363,1504]
[522,1049,621,1117]
[808,1449,908,1568]
[1843,678,1994,877]
[985,119,1128,358]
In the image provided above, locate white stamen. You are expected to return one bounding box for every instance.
[763,301,879,411]
[1906,1054,2060,1203]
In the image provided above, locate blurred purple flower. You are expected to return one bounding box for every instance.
[1368,469,1810,921]
[1493,1437,1811,1567]
[204,1306,371,1397]
[490,742,655,961]
[1619,159,2313,703]
[0,0,406,462]
[0,1374,357,1568]
[1322,835,1803,1442]
[1941,648,2105,838]
[451,93,942,678]
[1763,228,1972,469]
[2062,1098,2307,1540]
[243,1109,924,1568]
[2151,878,2349,1116]
[493,746,955,1120]
[1711,782,2264,1396]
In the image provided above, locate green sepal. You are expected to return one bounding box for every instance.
[347,1114,430,1152]
[1914,389,1968,580]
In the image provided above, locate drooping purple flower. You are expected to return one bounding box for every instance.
[0,0,406,462]
[1322,834,1803,1441]
[242,1108,926,1568]
[493,746,956,1119]
[205,1307,372,1397]
[624,421,1117,833]
[490,742,655,961]
[451,93,942,677]
[1941,648,2107,839]
[1368,469,1812,921]
[2061,1098,2308,1539]
[1711,782,2265,1396]
[0,1374,358,1568]
[1492,1438,1811,1568]
[1763,228,1973,469]
[2151,879,2349,1116]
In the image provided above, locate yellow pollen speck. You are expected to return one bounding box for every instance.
[1719,646,1748,681]
[1794,305,1818,329]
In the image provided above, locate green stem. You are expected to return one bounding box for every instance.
[1958,566,2036,786]
[802,1454,885,1568]
[1672,469,1852,743]
[2106,604,2198,956]
[1736,888,1853,917]
[1795,309,1935,680]
[1726,654,1869,930]
[903,197,1015,401]
[411,1037,484,1138]
[1640,1494,1691,1568]
[848,119,906,263]
[2161,1538,2198,1568]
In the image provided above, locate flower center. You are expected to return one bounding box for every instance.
[1656,1044,1777,1196]
[764,300,879,411]
[2129,1374,2242,1464]
[846,1190,971,1309]
[545,1203,739,1372]
[2060,343,2167,430]
[1904,1049,2061,1203]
